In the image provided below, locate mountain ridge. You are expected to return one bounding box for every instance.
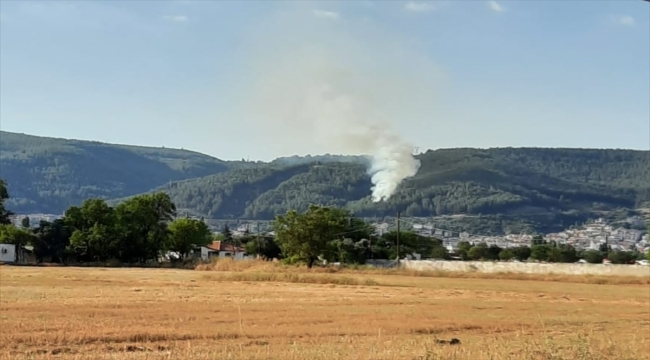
[1,131,649,235]
[0,131,232,213]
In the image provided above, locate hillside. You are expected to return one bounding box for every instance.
[270,154,369,167]
[0,131,232,213]
[136,147,649,233]
[1,131,648,234]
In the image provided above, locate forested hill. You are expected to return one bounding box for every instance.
[270,154,369,166]
[139,147,650,224]
[1,130,648,229]
[0,131,232,213]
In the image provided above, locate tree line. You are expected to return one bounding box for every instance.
[1,179,213,263]
[240,205,649,266]
[455,236,646,265]
[1,178,648,266]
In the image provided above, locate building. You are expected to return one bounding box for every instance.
[0,244,16,263]
[194,241,251,261]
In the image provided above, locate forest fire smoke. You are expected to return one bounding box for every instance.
[233,6,439,202]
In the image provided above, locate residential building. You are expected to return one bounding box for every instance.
[194,241,250,261]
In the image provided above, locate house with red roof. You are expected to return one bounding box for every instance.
[195,241,249,261]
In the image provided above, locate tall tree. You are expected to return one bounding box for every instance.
[273,205,350,268]
[0,179,13,225]
[0,224,35,247]
[21,216,30,229]
[221,224,233,244]
[647,224,650,261]
[65,199,118,262]
[168,218,212,260]
[244,235,282,260]
[32,220,71,263]
[114,192,176,263]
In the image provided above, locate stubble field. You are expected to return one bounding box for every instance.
[0,263,649,360]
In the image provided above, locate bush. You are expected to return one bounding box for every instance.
[607,250,637,264]
[499,249,515,261]
[582,250,604,264]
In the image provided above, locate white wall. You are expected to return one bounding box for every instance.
[366,259,650,277]
[218,251,253,261]
[200,247,211,261]
[0,244,16,263]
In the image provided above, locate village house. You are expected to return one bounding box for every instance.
[193,241,250,261]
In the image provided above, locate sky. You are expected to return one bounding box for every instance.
[0,0,648,161]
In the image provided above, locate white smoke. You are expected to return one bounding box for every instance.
[231,6,441,202]
[368,129,421,202]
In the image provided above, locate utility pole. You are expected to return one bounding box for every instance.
[256,221,261,258]
[396,211,401,267]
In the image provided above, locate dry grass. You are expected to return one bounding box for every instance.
[196,258,650,285]
[1,263,649,359]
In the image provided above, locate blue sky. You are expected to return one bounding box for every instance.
[1,0,648,161]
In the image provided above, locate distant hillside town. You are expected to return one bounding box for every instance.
[374,216,648,255]
[10,212,648,256]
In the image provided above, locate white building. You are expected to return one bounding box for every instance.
[195,241,252,261]
[0,244,16,263]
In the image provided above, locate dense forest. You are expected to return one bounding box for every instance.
[1,132,649,234]
[143,148,649,234]
[0,131,234,213]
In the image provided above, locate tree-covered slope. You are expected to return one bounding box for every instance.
[147,147,650,225]
[2,130,648,234]
[0,131,231,213]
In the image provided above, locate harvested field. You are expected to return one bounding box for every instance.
[1,264,649,359]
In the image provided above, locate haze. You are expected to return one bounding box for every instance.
[0,1,648,161]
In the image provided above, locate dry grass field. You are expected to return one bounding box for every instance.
[1,261,649,360]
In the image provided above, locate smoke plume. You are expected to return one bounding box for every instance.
[232,5,441,202]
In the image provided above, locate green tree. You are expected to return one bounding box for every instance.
[486,244,502,261]
[529,244,552,262]
[0,224,35,247]
[65,199,118,262]
[457,241,472,260]
[549,244,578,263]
[511,246,531,261]
[32,220,71,263]
[330,238,368,264]
[0,179,13,225]
[272,205,349,268]
[429,245,449,260]
[647,225,650,261]
[607,250,636,265]
[598,242,611,253]
[244,235,282,260]
[21,216,30,229]
[499,248,515,261]
[582,250,604,264]
[168,218,212,260]
[221,224,233,244]
[113,192,176,263]
[468,243,489,260]
[379,231,434,260]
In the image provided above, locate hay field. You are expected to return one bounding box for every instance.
[1,264,649,360]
